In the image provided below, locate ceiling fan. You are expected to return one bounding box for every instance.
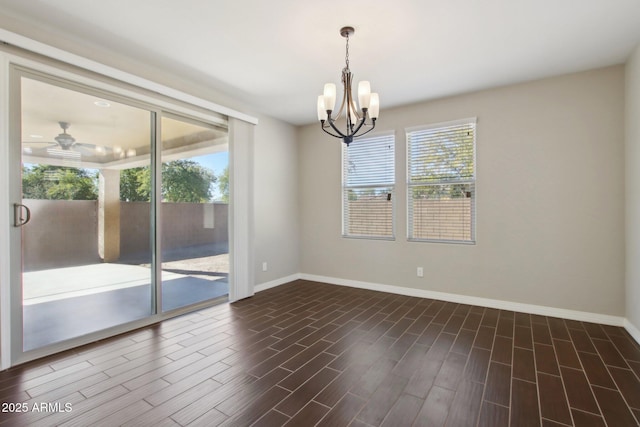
[51,121,80,150]
[23,121,108,157]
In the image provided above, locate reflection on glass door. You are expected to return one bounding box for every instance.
[20,75,154,351]
[160,114,229,311]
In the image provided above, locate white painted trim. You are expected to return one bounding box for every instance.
[255,274,302,294]
[624,319,640,345]
[228,118,255,302]
[0,28,258,125]
[300,273,626,327]
[405,116,478,134]
[0,53,11,370]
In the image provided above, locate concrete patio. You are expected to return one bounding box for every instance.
[22,252,228,350]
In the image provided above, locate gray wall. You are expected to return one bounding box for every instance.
[23,199,100,271]
[23,200,228,270]
[253,116,300,283]
[119,202,229,259]
[299,65,625,316]
[626,43,640,332]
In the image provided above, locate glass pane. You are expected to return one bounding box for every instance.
[407,122,475,182]
[343,186,394,237]
[409,183,474,241]
[343,133,395,186]
[160,115,229,311]
[21,76,154,351]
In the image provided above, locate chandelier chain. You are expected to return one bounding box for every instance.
[345,33,350,70]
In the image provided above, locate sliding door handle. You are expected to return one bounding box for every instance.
[13,203,31,227]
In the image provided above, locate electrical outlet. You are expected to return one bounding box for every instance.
[262,262,268,272]
[417,267,424,277]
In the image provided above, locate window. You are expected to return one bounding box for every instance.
[407,118,476,243]
[342,132,395,239]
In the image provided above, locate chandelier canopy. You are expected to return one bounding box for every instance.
[317,26,379,146]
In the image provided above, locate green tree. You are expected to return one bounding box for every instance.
[22,165,98,200]
[410,124,474,199]
[217,166,229,203]
[120,167,151,202]
[162,160,215,203]
[119,160,216,203]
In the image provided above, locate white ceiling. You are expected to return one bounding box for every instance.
[20,75,228,168]
[1,0,639,126]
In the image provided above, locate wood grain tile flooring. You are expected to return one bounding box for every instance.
[1,279,639,426]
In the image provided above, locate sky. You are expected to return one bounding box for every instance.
[191,151,228,200]
[191,151,228,176]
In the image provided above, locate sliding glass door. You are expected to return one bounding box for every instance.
[160,114,229,312]
[18,73,154,351]
[10,67,228,361]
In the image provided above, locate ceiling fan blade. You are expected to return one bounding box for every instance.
[46,146,82,159]
[74,142,96,148]
[22,141,58,145]
[75,142,113,154]
[73,144,96,154]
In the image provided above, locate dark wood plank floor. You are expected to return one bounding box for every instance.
[1,279,640,426]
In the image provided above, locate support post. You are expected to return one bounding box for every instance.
[98,169,121,262]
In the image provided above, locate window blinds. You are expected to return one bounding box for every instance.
[408,121,475,183]
[343,132,395,238]
[407,119,476,243]
[344,133,395,187]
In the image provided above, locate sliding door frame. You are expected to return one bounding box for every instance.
[0,47,255,369]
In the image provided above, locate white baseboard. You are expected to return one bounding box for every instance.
[300,273,626,327]
[624,319,640,344]
[254,273,301,293]
[254,273,638,345]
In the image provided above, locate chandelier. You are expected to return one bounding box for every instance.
[317,26,379,146]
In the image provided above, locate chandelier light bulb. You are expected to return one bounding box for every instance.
[358,81,371,110]
[323,83,336,112]
[317,96,327,121]
[369,93,380,119]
